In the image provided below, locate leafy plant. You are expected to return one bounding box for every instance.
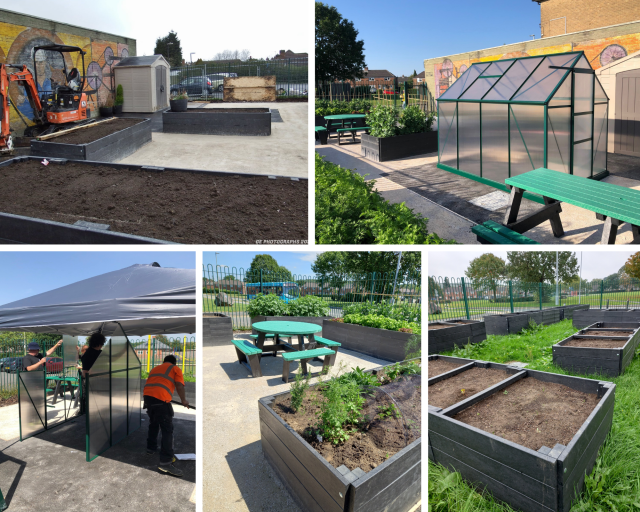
[115,84,124,106]
[342,301,420,323]
[290,368,311,412]
[336,366,380,387]
[287,295,330,317]
[317,376,365,444]
[366,105,398,138]
[170,89,188,100]
[342,313,421,334]
[378,402,401,419]
[246,293,289,317]
[398,105,428,135]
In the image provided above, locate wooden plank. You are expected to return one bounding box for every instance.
[36,117,116,141]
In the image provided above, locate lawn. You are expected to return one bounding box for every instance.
[429,319,640,511]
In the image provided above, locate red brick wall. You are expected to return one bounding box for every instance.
[540,0,640,37]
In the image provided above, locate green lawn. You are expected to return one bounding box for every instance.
[429,319,640,511]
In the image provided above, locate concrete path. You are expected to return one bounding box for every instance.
[203,338,393,512]
[122,102,308,178]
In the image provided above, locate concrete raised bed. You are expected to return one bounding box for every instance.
[361,131,437,162]
[553,322,640,377]
[322,320,416,362]
[31,118,152,162]
[259,360,421,512]
[428,320,486,354]
[203,313,233,347]
[573,309,640,329]
[162,108,271,136]
[429,362,616,512]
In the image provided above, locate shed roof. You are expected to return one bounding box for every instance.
[116,55,167,68]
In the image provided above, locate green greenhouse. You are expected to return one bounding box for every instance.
[437,51,609,194]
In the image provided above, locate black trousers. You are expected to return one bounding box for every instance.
[146,401,174,464]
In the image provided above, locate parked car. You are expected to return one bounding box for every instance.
[0,357,21,373]
[170,76,213,95]
[205,74,226,92]
[43,357,63,373]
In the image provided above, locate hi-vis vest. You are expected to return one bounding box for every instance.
[144,363,178,402]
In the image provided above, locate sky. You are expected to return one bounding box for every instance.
[429,250,637,281]
[0,251,195,306]
[5,0,311,60]
[203,251,325,277]
[322,0,541,75]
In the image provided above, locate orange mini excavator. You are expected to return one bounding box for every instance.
[0,44,93,153]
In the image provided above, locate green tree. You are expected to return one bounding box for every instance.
[412,69,417,76]
[506,251,579,283]
[315,2,366,83]
[154,30,183,67]
[428,276,442,299]
[245,254,293,283]
[624,252,640,280]
[222,274,236,281]
[465,254,506,301]
[603,273,620,290]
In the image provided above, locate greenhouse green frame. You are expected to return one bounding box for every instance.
[437,51,609,201]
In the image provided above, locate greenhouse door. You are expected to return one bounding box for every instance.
[572,68,594,178]
[615,69,640,158]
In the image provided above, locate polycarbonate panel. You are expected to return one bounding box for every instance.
[438,102,458,167]
[110,337,128,373]
[458,102,480,176]
[63,335,79,367]
[128,367,141,434]
[593,103,608,174]
[88,345,110,375]
[111,370,128,446]
[594,77,608,102]
[484,57,544,101]
[573,140,592,177]
[87,372,110,460]
[480,103,509,182]
[574,114,593,142]
[481,60,513,77]
[509,105,545,177]
[127,340,141,368]
[574,71,593,113]
[513,54,579,103]
[19,371,45,439]
[547,107,571,174]
[438,63,490,100]
[460,77,499,100]
[549,75,571,107]
[574,55,591,70]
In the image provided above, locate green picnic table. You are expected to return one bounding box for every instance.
[251,321,322,356]
[323,114,367,140]
[504,168,640,245]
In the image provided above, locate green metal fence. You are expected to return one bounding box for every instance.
[203,265,422,329]
[429,276,640,321]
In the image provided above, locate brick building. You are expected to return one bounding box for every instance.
[350,67,396,90]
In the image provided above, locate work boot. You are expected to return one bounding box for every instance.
[158,463,183,477]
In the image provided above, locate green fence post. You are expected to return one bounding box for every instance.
[600,281,604,309]
[539,283,543,310]
[509,281,514,313]
[460,278,471,320]
[260,269,263,295]
[370,272,376,303]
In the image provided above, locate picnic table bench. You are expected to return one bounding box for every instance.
[281,348,336,383]
[504,168,640,245]
[337,126,371,145]
[472,220,540,245]
[315,126,328,145]
[232,338,263,378]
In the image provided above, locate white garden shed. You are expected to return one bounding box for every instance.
[114,55,170,113]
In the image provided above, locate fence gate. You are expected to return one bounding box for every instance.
[156,65,168,108]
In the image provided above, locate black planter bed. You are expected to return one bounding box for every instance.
[203,313,233,346]
[259,360,421,512]
[553,322,640,377]
[428,361,616,512]
[428,320,486,354]
[361,131,437,162]
[162,108,271,136]
[30,118,151,162]
[573,309,639,329]
[427,354,478,382]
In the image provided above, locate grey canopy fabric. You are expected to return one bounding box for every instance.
[0,263,195,335]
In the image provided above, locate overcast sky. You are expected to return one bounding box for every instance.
[5,1,311,60]
[429,250,637,281]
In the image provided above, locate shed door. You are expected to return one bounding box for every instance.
[615,69,640,157]
[156,65,167,108]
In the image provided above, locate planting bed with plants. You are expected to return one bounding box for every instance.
[428,319,486,354]
[162,107,271,136]
[0,158,307,244]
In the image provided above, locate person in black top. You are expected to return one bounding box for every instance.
[81,333,105,376]
[22,340,63,371]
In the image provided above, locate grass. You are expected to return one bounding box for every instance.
[429,319,640,511]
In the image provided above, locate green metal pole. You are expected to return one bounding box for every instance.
[600,281,604,309]
[539,283,543,310]
[1,486,7,511]
[461,278,471,320]
[370,272,376,303]
[509,281,514,313]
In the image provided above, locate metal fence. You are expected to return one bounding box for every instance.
[204,265,422,329]
[429,276,640,321]
[170,57,308,99]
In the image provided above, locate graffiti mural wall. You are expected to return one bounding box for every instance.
[434,32,640,99]
[0,20,131,135]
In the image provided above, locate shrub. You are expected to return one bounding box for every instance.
[246,293,289,317]
[115,84,124,106]
[287,295,330,317]
[342,313,422,334]
[399,105,429,135]
[366,105,398,138]
[290,368,310,412]
[342,301,420,323]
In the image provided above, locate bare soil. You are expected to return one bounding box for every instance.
[428,359,466,378]
[428,324,454,330]
[455,377,600,451]
[0,160,307,244]
[182,108,269,113]
[0,394,18,407]
[564,337,627,348]
[45,118,143,145]
[446,320,474,324]
[429,367,508,409]
[581,330,633,337]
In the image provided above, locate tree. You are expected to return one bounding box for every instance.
[405,78,413,89]
[222,274,237,281]
[245,254,293,283]
[603,273,620,290]
[312,251,420,281]
[624,252,640,280]
[412,69,418,76]
[315,2,366,83]
[212,49,250,61]
[428,276,442,299]
[465,254,506,301]
[154,31,183,67]
[506,251,579,283]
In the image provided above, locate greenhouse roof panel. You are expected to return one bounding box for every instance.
[483,57,544,101]
[512,53,580,103]
[438,62,490,100]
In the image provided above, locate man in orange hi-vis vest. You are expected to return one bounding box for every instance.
[143,354,190,477]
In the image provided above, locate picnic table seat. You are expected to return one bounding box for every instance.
[472,220,540,245]
[48,374,80,408]
[232,338,263,378]
[337,126,371,145]
[315,126,328,145]
[314,337,341,364]
[281,348,336,383]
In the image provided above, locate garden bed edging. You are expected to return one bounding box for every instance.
[203,313,233,346]
[361,131,437,162]
[428,320,486,354]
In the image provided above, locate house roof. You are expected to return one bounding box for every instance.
[365,69,395,78]
[273,50,308,59]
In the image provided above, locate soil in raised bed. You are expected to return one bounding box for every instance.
[454,377,600,451]
[428,359,466,378]
[273,375,421,472]
[429,367,508,409]
[0,160,307,244]
[563,337,628,348]
[428,324,454,330]
[581,330,634,337]
[44,118,143,145]
[183,108,269,113]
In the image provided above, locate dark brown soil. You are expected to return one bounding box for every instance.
[45,119,143,145]
[0,394,18,407]
[0,160,307,244]
[428,324,453,330]
[581,330,633,337]
[429,367,508,409]
[428,359,465,378]
[276,97,308,102]
[182,108,269,113]
[564,337,627,348]
[455,377,600,451]
[446,320,473,324]
[273,379,421,472]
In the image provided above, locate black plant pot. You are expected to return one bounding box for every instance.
[170,98,188,112]
[113,104,123,115]
[99,106,113,117]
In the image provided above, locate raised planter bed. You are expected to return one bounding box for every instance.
[30,118,151,162]
[259,360,421,512]
[361,131,437,162]
[573,308,639,329]
[163,108,271,136]
[428,320,486,355]
[322,320,416,362]
[554,304,590,321]
[427,354,475,380]
[203,313,233,347]
[553,322,640,377]
[0,157,307,244]
[429,362,616,512]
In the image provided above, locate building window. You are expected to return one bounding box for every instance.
[417,78,422,83]
[384,77,390,81]
[369,77,375,81]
